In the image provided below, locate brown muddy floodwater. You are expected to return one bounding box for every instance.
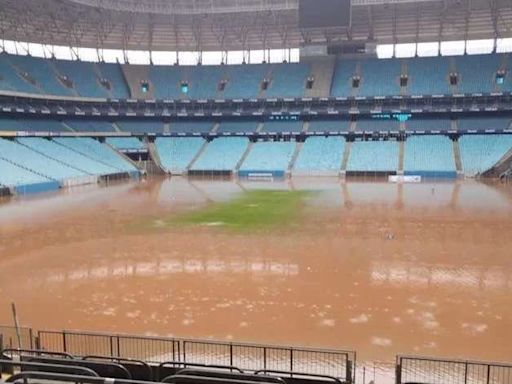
[0,177,511,378]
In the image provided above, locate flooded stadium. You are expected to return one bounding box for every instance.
[0,177,511,378]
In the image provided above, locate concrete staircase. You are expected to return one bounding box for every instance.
[453,140,463,176]
[304,57,336,98]
[482,146,512,178]
[235,142,254,173]
[288,142,303,173]
[340,141,352,177]
[398,141,405,175]
[121,64,154,99]
[185,140,209,173]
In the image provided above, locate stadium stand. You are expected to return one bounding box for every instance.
[96,62,131,99]
[53,138,139,176]
[149,65,184,99]
[264,63,309,98]
[457,116,511,131]
[330,59,358,97]
[404,135,456,178]
[52,59,108,98]
[262,120,303,133]
[65,120,116,132]
[347,140,399,173]
[222,64,269,99]
[217,121,259,133]
[106,137,145,151]
[0,53,40,94]
[7,54,73,96]
[293,136,345,175]
[355,119,400,132]
[239,141,296,176]
[116,120,164,134]
[358,58,402,97]
[18,137,121,176]
[459,134,512,176]
[406,57,451,95]
[454,54,503,94]
[0,138,88,183]
[308,119,350,133]
[155,137,205,173]
[0,118,67,132]
[405,118,452,132]
[171,121,214,133]
[0,157,57,192]
[191,137,249,171]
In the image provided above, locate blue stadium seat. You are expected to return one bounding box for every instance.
[191,137,249,171]
[171,121,213,133]
[96,62,131,99]
[265,63,309,98]
[347,140,399,172]
[116,120,164,133]
[455,54,503,94]
[0,157,51,188]
[406,57,450,95]
[459,134,512,176]
[218,121,258,133]
[359,58,402,97]
[308,120,350,133]
[404,135,456,177]
[457,117,511,131]
[0,53,40,94]
[106,137,145,151]
[222,64,269,99]
[294,136,345,173]
[263,121,303,133]
[155,137,205,173]
[355,119,400,132]
[65,120,115,132]
[406,118,452,132]
[239,141,296,172]
[53,59,109,97]
[331,59,358,97]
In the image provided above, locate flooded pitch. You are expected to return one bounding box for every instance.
[0,177,511,374]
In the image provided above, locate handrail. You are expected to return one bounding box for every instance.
[0,359,99,377]
[24,355,132,379]
[174,368,286,384]
[82,355,153,381]
[5,371,155,384]
[254,370,343,384]
[159,361,244,375]
[1,348,74,359]
[161,374,279,384]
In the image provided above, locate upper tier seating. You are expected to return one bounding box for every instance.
[263,121,303,133]
[355,119,400,132]
[0,157,50,187]
[96,62,131,99]
[459,134,512,176]
[457,117,511,131]
[53,137,138,174]
[18,137,118,175]
[404,135,456,177]
[191,137,249,171]
[65,120,115,132]
[0,138,86,182]
[7,55,73,96]
[0,54,39,94]
[239,141,296,171]
[294,136,345,173]
[406,57,451,95]
[358,58,402,97]
[218,121,259,133]
[116,121,164,133]
[331,60,358,97]
[155,137,205,173]
[222,64,269,99]
[106,137,145,151]
[454,54,503,94]
[264,63,309,98]
[171,121,213,133]
[347,140,399,172]
[53,60,109,98]
[308,120,350,133]
[406,118,452,132]
[0,118,68,132]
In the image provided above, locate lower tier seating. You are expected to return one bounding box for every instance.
[348,140,399,173]
[191,137,249,171]
[155,137,205,173]
[106,137,145,151]
[239,141,296,172]
[294,136,345,174]
[404,135,456,177]
[459,134,512,176]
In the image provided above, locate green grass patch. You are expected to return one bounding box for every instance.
[168,189,310,232]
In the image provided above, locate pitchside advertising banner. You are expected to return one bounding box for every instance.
[299,0,351,29]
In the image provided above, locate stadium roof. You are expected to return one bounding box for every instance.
[0,0,510,52]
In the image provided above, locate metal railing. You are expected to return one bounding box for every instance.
[0,325,34,350]
[396,355,512,384]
